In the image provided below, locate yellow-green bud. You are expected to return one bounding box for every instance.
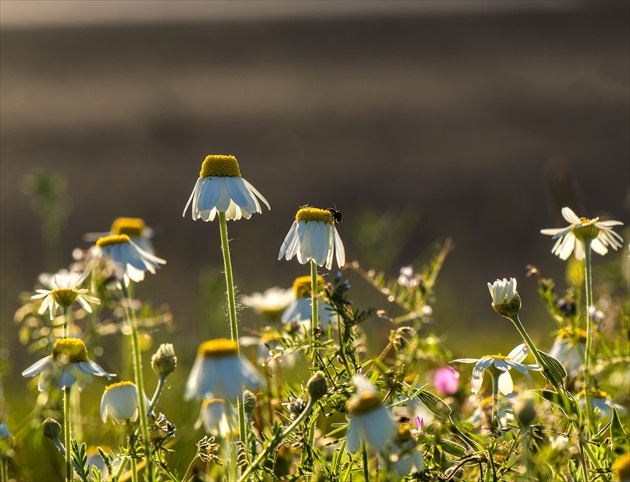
[492,292,522,318]
[307,371,328,401]
[243,390,257,416]
[151,343,177,376]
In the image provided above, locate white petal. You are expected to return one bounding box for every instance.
[22,357,52,378]
[561,207,580,224]
[346,418,361,454]
[507,343,528,363]
[242,178,270,211]
[333,226,346,268]
[591,238,608,255]
[498,372,514,395]
[183,178,202,218]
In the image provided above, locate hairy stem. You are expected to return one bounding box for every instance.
[218,212,239,347]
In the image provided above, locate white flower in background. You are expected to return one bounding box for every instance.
[101,381,146,424]
[185,339,263,402]
[541,207,623,260]
[548,328,586,377]
[487,278,518,305]
[345,375,396,454]
[468,392,518,429]
[240,287,293,321]
[241,333,298,371]
[194,399,233,437]
[388,424,424,478]
[183,154,270,221]
[578,388,627,421]
[22,338,114,391]
[281,275,337,328]
[32,270,99,319]
[397,265,422,288]
[94,234,166,283]
[452,343,540,395]
[278,206,345,270]
[85,217,155,254]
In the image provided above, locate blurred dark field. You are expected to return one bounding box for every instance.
[1,1,629,477]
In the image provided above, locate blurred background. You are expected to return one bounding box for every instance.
[1,0,628,478]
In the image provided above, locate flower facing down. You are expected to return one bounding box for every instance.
[183,154,270,221]
[240,287,293,321]
[453,344,540,395]
[185,339,263,402]
[22,338,114,391]
[281,275,337,328]
[194,399,232,437]
[85,217,156,254]
[388,424,424,478]
[94,234,165,283]
[541,206,623,261]
[548,328,586,377]
[32,270,100,320]
[101,381,145,424]
[278,206,345,270]
[346,375,396,454]
[578,388,627,421]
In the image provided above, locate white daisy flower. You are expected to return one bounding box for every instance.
[346,375,396,454]
[541,207,623,260]
[487,278,518,305]
[194,399,233,437]
[468,391,518,429]
[183,154,270,222]
[85,217,155,254]
[281,275,337,328]
[94,234,166,284]
[101,381,146,424]
[240,286,293,321]
[578,388,627,421]
[31,270,100,320]
[388,424,424,478]
[278,206,346,270]
[22,338,115,391]
[548,328,586,377]
[185,338,263,402]
[452,343,540,395]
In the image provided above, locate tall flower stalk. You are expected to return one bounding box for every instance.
[218,211,239,346]
[310,261,320,348]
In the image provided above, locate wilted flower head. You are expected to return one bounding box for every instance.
[278,206,346,270]
[94,234,166,284]
[22,338,114,391]
[32,270,99,320]
[345,375,396,454]
[183,154,270,221]
[453,343,539,395]
[541,207,623,260]
[185,338,263,402]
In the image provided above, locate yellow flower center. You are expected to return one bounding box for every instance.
[296,207,333,224]
[199,155,242,178]
[104,380,135,392]
[396,423,414,442]
[202,398,224,407]
[111,217,145,237]
[557,327,587,343]
[484,355,508,361]
[96,234,131,247]
[348,391,383,415]
[577,387,608,399]
[292,275,325,298]
[51,289,79,308]
[613,453,630,482]
[51,338,89,363]
[198,338,239,358]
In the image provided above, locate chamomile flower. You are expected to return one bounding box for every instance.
[452,343,540,395]
[388,424,424,477]
[240,287,293,321]
[85,217,155,254]
[278,206,346,270]
[31,270,100,320]
[345,375,396,454]
[185,339,263,402]
[548,328,586,377]
[22,338,114,391]
[194,399,233,437]
[281,275,337,328]
[183,154,270,221]
[100,381,146,424]
[94,234,165,283]
[541,207,623,261]
[577,388,627,421]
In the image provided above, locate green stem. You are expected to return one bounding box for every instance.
[64,386,73,482]
[362,444,370,482]
[218,212,239,347]
[236,398,316,482]
[1,457,8,482]
[582,239,595,430]
[491,372,500,434]
[310,261,319,365]
[121,282,153,482]
[63,305,69,339]
[148,375,166,414]
[111,455,129,482]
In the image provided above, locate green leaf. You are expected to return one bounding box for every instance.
[440,438,467,457]
[416,390,452,420]
[538,350,567,388]
[610,404,628,448]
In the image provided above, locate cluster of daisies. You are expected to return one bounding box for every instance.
[12,154,628,481]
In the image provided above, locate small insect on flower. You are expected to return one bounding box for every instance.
[327,206,342,224]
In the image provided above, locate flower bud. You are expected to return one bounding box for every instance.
[151,343,177,376]
[515,396,537,427]
[243,390,257,416]
[307,371,328,401]
[43,418,62,440]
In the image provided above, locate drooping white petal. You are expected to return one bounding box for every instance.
[22,357,53,378]
[507,343,528,363]
[345,416,361,454]
[242,178,271,211]
[497,372,514,395]
[333,226,346,268]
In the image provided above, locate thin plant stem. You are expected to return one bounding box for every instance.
[491,372,500,434]
[121,281,153,482]
[310,261,319,363]
[1,456,8,482]
[362,445,370,482]
[218,212,239,347]
[148,375,166,415]
[582,239,595,430]
[64,386,73,482]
